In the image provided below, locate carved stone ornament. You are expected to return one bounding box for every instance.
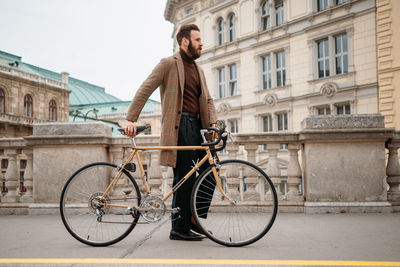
[264,94,277,107]
[320,82,338,98]
[217,103,231,115]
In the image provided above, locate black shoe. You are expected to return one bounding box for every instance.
[169,229,204,241]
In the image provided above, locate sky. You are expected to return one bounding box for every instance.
[0,0,174,101]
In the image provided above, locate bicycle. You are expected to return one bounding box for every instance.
[60,121,278,247]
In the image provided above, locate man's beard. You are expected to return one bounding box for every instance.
[188,40,201,59]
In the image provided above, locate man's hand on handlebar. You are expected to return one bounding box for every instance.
[124,120,137,137]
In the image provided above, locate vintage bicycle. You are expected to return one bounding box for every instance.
[60,121,278,247]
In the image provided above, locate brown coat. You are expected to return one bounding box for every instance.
[126,52,217,168]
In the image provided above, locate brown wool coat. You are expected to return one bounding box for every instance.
[126,52,217,168]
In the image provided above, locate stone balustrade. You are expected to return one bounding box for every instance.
[0,115,399,214]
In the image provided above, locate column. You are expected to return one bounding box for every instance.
[266,144,282,200]
[2,149,19,203]
[226,143,238,160]
[386,143,400,204]
[286,144,303,201]
[20,149,33,203]
[110,146,127,197]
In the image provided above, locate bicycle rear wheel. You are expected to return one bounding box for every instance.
[191,159,278,247]
[60,162,141,246]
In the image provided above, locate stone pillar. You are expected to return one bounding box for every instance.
[386,142,400,206]
[2,149,19,203]
[226,143,238,160]
[244,143,258,164]
[301,115,392,213]
[266,144,282,200]
[25,122,111,203]
[20,149,33,203]
[286,144,303,201]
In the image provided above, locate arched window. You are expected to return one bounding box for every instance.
[49,100,57,121]
[0,89,5,113]
[228,14,236,42]
[217,18,224,45]
[24,94,33,117]
[261,1,271,31]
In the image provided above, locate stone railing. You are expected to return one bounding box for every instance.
[0,115,399,214]
[0,113,48,126]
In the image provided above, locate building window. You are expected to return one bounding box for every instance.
[218,68,226,98]
[276,51,286,87]
[335,33,348,75]
[317,0,328,11]
[0,89,5,113]
[317,38,330,78]
[218,64,238,98]
[275,0,284,26]
[186,7,193,15]
[261,0,271,31]
[262,55,272,90]
[49,100,57,121]
[228,64,237,96]
[228,14,236,42]
[228,119,238,133]
[336,103,351,114]
[317,106,331,115]
[217,18,224,45]
[262,115,273,132]
[261,50,287,89]
[336,0,345,5]
[276,113,288,131]
[24,94,33,117]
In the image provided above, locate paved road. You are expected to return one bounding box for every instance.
[0,213,399,267]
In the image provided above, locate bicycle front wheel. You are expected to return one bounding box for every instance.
[191,160,278,247]
[60,162,141,246]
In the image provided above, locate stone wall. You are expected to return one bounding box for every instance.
[0,115,399,214]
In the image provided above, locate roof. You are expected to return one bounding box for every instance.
[0,50,121,105]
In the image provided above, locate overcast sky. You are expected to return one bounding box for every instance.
[0,0,174,101]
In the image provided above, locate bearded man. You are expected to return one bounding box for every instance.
[124,24,217,241]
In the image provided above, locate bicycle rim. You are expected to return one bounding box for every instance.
[191,159,278,247]
[60,162,141,246]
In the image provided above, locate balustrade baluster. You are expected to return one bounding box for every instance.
[148,151,163,196]
[386,142,400,205]
[286,144,303,201]
[3,149,19,203]
[266,144,282,200]
[20,149,33,203]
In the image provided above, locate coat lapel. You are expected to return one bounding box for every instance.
[174,52,185,96]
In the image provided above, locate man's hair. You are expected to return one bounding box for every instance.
[176,24,200,46]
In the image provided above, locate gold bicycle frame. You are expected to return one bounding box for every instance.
[100,143,233,210]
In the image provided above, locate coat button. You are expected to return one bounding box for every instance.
[175,126,178,129]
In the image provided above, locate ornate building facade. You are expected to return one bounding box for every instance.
[0,51,70,137]
[165,0,378,134]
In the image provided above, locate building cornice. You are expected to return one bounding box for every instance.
[0,65,69,93]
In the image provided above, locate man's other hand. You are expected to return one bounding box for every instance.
[124,120,137,137]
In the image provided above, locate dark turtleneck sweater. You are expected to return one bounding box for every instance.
[180,49,201,115]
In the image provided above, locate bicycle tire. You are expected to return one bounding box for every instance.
[191,159,278,247]
[60,162,141,246]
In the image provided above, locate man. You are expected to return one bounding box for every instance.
[124,24,217,241]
